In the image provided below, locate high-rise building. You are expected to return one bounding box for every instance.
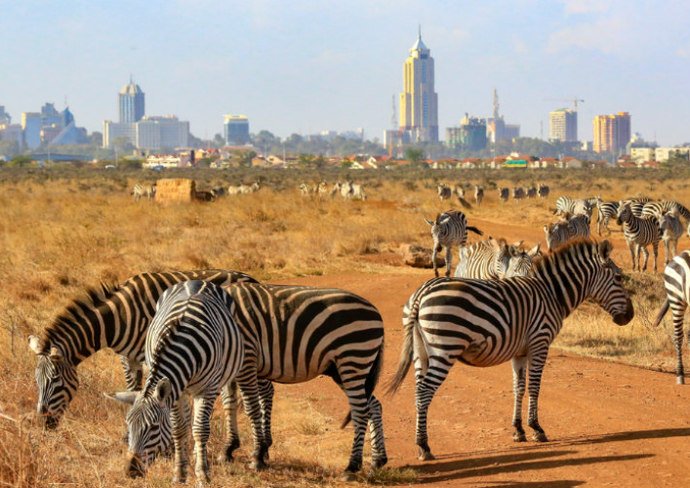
[593,112,631,155]
[223,114,250,145]
[399,28,438,143]
[549,108,578,142]
[119,78,145,123]
[21,112,42,149]
[446,114,487,151]
[485,89,520,143]
[0,106,12,125]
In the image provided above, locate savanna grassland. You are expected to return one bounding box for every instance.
[0,166,687,487]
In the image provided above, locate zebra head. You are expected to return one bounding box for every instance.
[109,378,173,478]
[588,240,634,326]
[28,335,78,429]
[505,243,541,278]
[616,201,632,225]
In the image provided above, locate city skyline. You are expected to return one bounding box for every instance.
[1,1,689,145]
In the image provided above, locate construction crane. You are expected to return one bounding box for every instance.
[545,97,585,111]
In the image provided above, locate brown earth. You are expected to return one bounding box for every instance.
[269,270,690,488]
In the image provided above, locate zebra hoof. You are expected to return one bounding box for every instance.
[250,459,268,471]
[418,450,435,461]
[513,432,527,442]
[340,471,357,482]
[532,431,548,442]
[677,376,685,385]
[371,456,388,469]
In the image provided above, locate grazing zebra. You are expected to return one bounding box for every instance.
[538,184,550,199]
[315,181,329,197]
[194,190,216,202]
[211,186,227,198]
[642,200,690,223]
[474,185,484,206]
[425,210,484,277]
[437,184,452,201]
[454,238,541,279]
[299,183,311,196]
[543,214,590,251]
[454,185,465,200]
[659,210,684,265]
[219,282,387,475]
[387,239,633,460]
[617,201,660,272]
[654,251,690,383]
[27,269,257,430]
[110,281,244,483]
[239,182,260,194]
[595,198,619,236]
[555,196,595,218]
[526,186,537,199]
[349,182,367,201]
[512,187,526,201]
[499,187,510,203]
[132,183,156,201]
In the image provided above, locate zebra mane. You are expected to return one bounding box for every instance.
[532,238,597,269]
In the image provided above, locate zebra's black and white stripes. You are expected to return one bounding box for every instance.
[454,238,540,279]
[642,200,690,222]
[132,183,156,201]
[659,211,684,264]
[555,196,595,218]
[110,281,244,483]
[595,198,619,236]
[616,201,660,272]
[28,269,257,429]
[387,239,633,461]
[425,210,484,277]
[544,214,590,251]
[654,251,690,384]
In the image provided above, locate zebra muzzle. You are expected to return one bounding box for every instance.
[126,453,146,478]
[613,299,634,325]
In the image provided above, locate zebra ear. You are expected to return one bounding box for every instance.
[154,378,172,403]
[28,335,45,355]
[529,243,541,257]
[49,347,63,360]
[512,240,524,249]
[599,240,613,260]
[104,391,138,405]
[424,218,434,226]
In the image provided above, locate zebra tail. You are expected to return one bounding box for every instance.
[467,226,484,236]
[653,299,670,327]
[340,341,384,429]
[385,306,420,398]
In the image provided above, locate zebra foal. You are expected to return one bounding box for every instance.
[616,201,660,272]
[425,209,484,277]
[388,240,633,461]
[109,281,244,484]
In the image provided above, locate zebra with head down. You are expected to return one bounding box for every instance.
[454,238,541,279]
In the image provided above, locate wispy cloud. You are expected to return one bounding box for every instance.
[546,16,626,54]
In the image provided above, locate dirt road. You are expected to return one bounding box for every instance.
[272,271,690,487]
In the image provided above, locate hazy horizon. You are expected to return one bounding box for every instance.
[2,0,689,146]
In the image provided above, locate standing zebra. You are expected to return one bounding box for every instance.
[543,214,590,251]
[437,184,452,201]
[454,238,541,279]
[555,196,595,218]
[512,187,526,202]
[642,200,690,223]
[537,184,550,199]
[617,201,660,272]
[654,251,690,384]
[425,210,484,277]
[110,281,245,484]
[387,240,633,460]
[499,187,510,203]
[526,186,537,199]
[27,269,257,430]
[595,198,619,236]
[659,210,684,265]
[474,185,484,206]
[132,183,156,201]
[219,282,387,475]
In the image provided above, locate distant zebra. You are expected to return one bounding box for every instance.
[387,240,633,460]
[132,183,156,201]
[315,181,329,197]
[512,187,526,201]
[454,185,465,200]
[474,185,484,206]
[654,251,690,383]
[437,184,452,201]
[454,238,541,280]
[499,187,510,203]
[659,210,684,265]
[642,200,690,223]
[622,196,651,217]
[537,184,550,199]
[425,210,484,277]
[220,282,387,474]
[349,182,367,200]
[299,183,311,196]
[27,269,257,430]
[110,281,244,483]
[526,186,537,199]
[239,182,260,194]
[617,201,660,272]
[194,190,216,202]
[544,214,590,251]
[555,196,595,218]
[595,198,619,236]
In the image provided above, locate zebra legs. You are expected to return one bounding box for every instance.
[671,300,688,384]
[526,349,549,442]
[652,242,659,273]
[258,379,274,454]
[414,357,451,461]
[432,244,441,277]
[171,399,192,484]
[238,376,269,470]
[368,396,388,469]
[192,394,217,484]
[627,240,638,271]
[445,246,453,277]
[511,356,528,442]
[219,382,241,462]
[342,385,369,475]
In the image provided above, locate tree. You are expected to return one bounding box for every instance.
[113,136,135,156]
[240,150,257,167]
[404,147,425,164]
[7,155,33,167]
[212,133,226,148]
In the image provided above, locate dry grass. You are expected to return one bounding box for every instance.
[1,167,688,486]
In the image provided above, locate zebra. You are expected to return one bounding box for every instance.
[299,183,311,196]
[315,181,329,198]
[454,185,465,200]
[387,239,633,461]
[239,182,260,194]
[217,282,387,475]
[537,184,550,199]
[642,200,690,223]
[474,185,484,206]
[512,187,526,201]
[109,281,244,483]
[555,196,595,218]
[659,210,684,265]
[132,183,156,201]
[27,269,257,430]
[543,214,590,251]
[454,238,541,280]
[622,196,652,217]
[425,210,484,277]
[654,251,690,384]
[617,201,660,272]
[595,198,619,236]
[211,186,227,198]
[526,186,537,199]
[499,187,510,203]
[194,190,216,202]
[349,182,367,201]
[437,184,452,201]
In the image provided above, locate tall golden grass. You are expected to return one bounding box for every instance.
[0,167,686,486]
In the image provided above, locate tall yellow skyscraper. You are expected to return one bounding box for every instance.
[593,112,631,155]
[399,28,438,143]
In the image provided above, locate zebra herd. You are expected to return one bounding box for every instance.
[298,180,367,200]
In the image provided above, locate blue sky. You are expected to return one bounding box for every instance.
[2,0,689,145]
